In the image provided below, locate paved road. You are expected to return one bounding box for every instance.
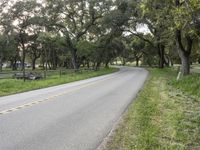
[0,67,148,150]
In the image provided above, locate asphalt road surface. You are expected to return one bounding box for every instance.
[0,67,148,150]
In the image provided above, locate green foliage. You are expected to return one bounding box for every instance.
[131,37,145,51]
[77,40,96,58]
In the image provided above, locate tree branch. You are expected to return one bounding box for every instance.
[124,29,154,46]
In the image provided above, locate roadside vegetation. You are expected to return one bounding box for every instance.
[104,68,200,150]
[171,74,200,98]
[0,68,118,97]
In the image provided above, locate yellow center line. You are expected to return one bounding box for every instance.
[0,73,120,116]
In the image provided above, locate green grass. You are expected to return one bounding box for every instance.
[0,67,118,97]
[171,74,200,98]
[104,68,200,150]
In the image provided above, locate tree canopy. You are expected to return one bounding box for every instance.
[0,0,199,75]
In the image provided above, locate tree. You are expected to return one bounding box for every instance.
[0,35,7,71]
[173,0,199,75]
[130,37,145,66]
[0,0,11,71]
[137,0,171,68]
[133,0,200,74]
[8,0,42,79]
[77,40,96,68]
[44,0,111,69]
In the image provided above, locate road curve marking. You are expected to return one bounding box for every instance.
[0,72,121,116]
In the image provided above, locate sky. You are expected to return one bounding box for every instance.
[136,24,151,34]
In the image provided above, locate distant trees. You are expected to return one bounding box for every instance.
[0,34,7,72]
[0,0,199,75]
[130,37,145,67]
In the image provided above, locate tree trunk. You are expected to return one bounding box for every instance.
[95,62,101,70]
[105,61,109,68]
[158,44,165,68]
[136,58,139,67]
[52,50,57,70]
[42,60,45,70]
[92,62,96,70]
[22,49,26,82]
[122,58,126,66]
[32,58,36,70]
[175,29,192,75]
[44,48,47,79]
[180,53,190,75]
[12,57,17,70]
[87,60,90,69]
[71,48,78,70]
[175,1,193,75]
[82,61,85,68]
[66,35,79,70]
[105,58,110,68]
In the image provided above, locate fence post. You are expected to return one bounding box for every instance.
[176,66,182,81]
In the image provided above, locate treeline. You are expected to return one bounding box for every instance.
[0,0,199,75]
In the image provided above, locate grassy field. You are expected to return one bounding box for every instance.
[0,67,118,97]
[104,68,200,150]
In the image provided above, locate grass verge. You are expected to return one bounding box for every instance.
[104,68,200,150]
[171,74,200,98]
[0,67,118,97]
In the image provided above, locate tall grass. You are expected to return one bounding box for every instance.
[171,74,200,98]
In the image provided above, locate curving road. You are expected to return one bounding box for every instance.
[0,67,148,150]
